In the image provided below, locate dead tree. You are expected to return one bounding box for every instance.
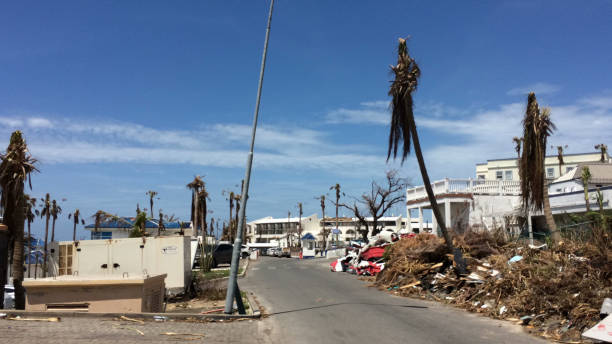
[341,170,407,242]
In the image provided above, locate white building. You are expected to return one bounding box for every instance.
[476,151,609,181]
[548,163,612,214]
[245,214,417,246]
[407,151,612,236]
[245,214,320,246]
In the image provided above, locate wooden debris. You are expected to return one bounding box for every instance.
[118,315,145,324]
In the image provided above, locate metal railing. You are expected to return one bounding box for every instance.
[406,178,521,202]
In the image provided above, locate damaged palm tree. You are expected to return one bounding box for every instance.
[0,131,38,309]
[387,37,466,274]
[68,209,85,242]
[519,93,559,243]
[24,195,38,278]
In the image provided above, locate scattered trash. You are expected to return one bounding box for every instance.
[499,306,507,315]
[114,325,144,336]
[568,253,588,262]
[0,313,6,319]
[528,243,547,250]
[162,332,205,340]
[520,315,533,325]
[119,315,144,324]
[507,255,523,264]
[153,315,168,322]
[399,281,421,289]
[582,314,612,343]
[601,298,612,318]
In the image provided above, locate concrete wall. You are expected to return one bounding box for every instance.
[24,275,165,313]
[468,194,521,230]
[48,236,191,293]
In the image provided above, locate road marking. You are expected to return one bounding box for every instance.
[268,266,277,270]
[251,267,260,271]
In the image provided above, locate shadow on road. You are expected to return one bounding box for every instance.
[269,302,428,316]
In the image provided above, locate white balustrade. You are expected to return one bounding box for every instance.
[406,178,520,202]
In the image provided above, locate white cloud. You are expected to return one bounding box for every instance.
[414,94,612,179]
[326,107,389,125]
[506,82,561,96]
[0,117,23,127]
[27,117,54,128]
[0,114,388,178]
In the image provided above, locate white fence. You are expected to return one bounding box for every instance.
[406,178,521,202]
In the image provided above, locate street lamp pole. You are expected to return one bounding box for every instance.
[224,0,275,314]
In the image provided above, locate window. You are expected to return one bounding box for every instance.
[91,231,112,240]
[546,168,555,179]
[566,167,574,173]
[58,244,73,276]
[496,171,503,180]
[477,175,485,180]
[504,170,512,180]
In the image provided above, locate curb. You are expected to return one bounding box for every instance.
[1,309,261,321]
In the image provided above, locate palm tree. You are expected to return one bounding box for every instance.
[0,131,38,308]
[24,195,38,278]
[330,183,342,244]
[50,199,62,242]
[386,38,465,271]
[39,194,51,277]
[198,188,209,238]
[68,209,85,242]
[581,166,592,212]
[513,137,523,160]
[595,144,608,163]
[187,176,204,237]
[318,195,326,250]
[157,209,164,236]
[553,145,567,176]
[227,191,235,241]
[146,190,158,218]
[297,202,303,247]
[519,93,559,242]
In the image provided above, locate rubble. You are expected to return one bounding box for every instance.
[372,231,612,343]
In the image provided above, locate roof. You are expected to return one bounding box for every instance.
[85,217,183,230]
[552,163,612,184]
[248,214,317,225]
[477,151,607,165]
[301,233,316,240]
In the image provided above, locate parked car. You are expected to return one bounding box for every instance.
[3,285,15,309]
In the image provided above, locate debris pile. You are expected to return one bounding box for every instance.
[375,231,612,343]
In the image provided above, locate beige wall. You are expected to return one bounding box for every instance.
[24,275,165,313]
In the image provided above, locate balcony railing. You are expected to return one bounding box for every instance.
[406,178,520,203]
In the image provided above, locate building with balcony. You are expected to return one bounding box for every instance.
[475,151,609,181]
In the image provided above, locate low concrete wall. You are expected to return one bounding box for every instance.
[326,248,345,259]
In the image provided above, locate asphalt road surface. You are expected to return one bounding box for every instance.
[241,256,547,344]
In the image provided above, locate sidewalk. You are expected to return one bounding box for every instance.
[0,316,274,344]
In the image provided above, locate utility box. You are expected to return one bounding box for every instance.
[23,274,166,313]
[49,236,190,294]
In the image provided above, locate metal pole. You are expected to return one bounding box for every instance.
[224,0,274,314]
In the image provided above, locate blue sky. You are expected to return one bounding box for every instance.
[1,1,611,240]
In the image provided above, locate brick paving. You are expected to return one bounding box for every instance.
[0,317,275,343]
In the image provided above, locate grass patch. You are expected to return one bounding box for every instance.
[199,267,244,280]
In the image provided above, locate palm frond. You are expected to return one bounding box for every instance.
[387,38,420,163]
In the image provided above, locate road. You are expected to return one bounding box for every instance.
[241,256,547,344]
